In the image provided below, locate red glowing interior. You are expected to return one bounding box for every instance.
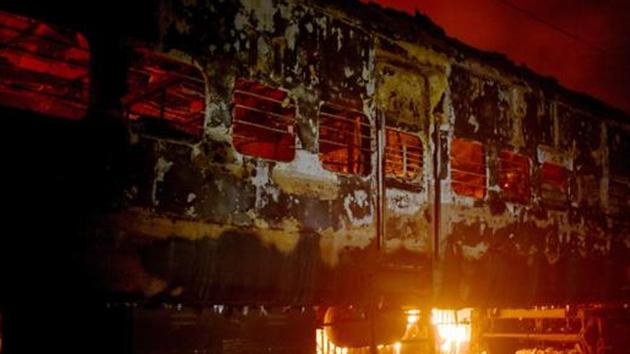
[498,150,531,203]
[123,48,205,137]
[319,103,372,176]
[0,11,90,120]
[232,78,296,161]
[385,128,423,181]
[451,138,486,199]
[540,162,568,203]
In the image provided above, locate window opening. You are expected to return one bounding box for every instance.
[451,138,486,199]
[385,128,423,183]
[123,48,205,137]
[0,11,90,119]
[318,102,373,176]
[498,150,531,203]
[540,162,569,204]
[232,78,296,161]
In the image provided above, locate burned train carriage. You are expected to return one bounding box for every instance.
[1,0,630,350]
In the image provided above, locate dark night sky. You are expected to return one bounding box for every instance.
[368,0,630,114]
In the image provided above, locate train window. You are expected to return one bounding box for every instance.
[498,150,530,203]
[0,11,90,120]
[385,128,423,182]
[232,78,296,161]
[319,103,373,176]
[123,48,205,137]
[451,138,486,199]
[540,162,568,204]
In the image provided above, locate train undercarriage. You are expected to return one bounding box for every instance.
[4,303,625,354]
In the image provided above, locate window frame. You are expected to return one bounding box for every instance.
[0,11,91,120]
[497,150,531,204]
[450,137,487,199]
[231,78,297,162]
[539,161,570,206]
[318,101,374,176]
[122,47,206,139]
[384,126,424,190]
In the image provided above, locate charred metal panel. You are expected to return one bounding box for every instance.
[450,65,502,141]
[58,0,628,309]
[523,93,555,149]
[133,306,315,354]
[436,55,629,306]
[84,0,426,307]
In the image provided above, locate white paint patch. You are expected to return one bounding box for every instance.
[468,114,480,133]
[332,26,343,51]
[344,67,354,78]
[152,157,173,207]
[274,150,338,181]
[185,206,197,217]
[344,190,373,226]
[272,150,340,199]
[316,16,327,37]
[252,163,271,208]
[362,47,375,96]
[385,188,425,215]
[285,22,299,51]
[240,0,276,32]
[251,163,270,188]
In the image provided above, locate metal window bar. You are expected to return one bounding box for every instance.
[384,146,423,156]
[385,160,422,168]
[232,134,296,148]
[451,168,486,178]
[0,22,38,49]
[124,77,183,107]
[319,126,372,144]
[319,111,372,128]
[3,82,88,106]
[318,103,373,174]
[319,139,373,153]
[0,44,89,68]
[452,180,488,189]
[1,63,88,92]
[234,104,296,123]
[232,119,293,135]
[129,67,204,86]
[233,89,294,107]
[0,21,89,53]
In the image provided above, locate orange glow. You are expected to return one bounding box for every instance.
[406,309,420,326]
[385,128,423,182]
[123,48,205,137]
[451,138,486,199]
[498,150,531,203]
[316,309,425,353]
[0,11,90,120]
[431,309,471,354]
[232,78,296,161]
[319,103,373,176]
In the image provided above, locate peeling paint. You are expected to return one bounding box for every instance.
[152,157,173,207]
[78,0,630,308]
[272,150,340,200]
